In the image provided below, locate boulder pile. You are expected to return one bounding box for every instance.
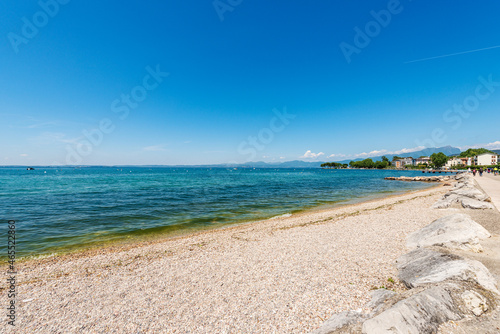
[310,213,498,334]
[432,173,493,209]
[384,175,454,182]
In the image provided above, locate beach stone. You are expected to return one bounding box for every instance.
[448,187,489,201]
[362,284,464,334]
[432,200,452,209]
[455,173,468,181]
[396,248,499,294]
[454,179,473,188]
[310,310,366,334]
[365,289,397,312]
[432,194,460,209]
[310,290,396,333]
[461,197,495,210]
[385,175,452,182]
[406,214,491,252]
[361,282,497,334]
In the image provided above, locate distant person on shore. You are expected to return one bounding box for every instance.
[494,167,498,176]
[473,169,477,176]
[479,168,484,176]
[467,167,471,173]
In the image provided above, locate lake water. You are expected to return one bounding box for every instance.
[0,167,435,258]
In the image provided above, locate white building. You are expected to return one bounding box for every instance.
[402,157,414,166]
[414,157,430,165]
[392,157,414,168]
[445,157,463,168]
[474,153,498,166]
[459,157,472,166]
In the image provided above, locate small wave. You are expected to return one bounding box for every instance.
[270,213,292,219]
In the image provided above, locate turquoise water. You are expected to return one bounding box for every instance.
[0,167,434,258]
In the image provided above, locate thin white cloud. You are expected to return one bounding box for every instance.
[20,154,28,157]
[27,121,59,129]
[393,146,425,154]
[301,150,324,159]
[484,141,500,149]
[328,153,346,158]
[327,146,427,161]
[460,141,500,150]
[280,156,285,159]
[143,145,167,152]
[369,150,387,155]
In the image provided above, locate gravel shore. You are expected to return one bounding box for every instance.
[3,185,452,333]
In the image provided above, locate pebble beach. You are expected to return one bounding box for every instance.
[4,184,457,333]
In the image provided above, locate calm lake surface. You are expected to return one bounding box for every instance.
[0,167,436,258]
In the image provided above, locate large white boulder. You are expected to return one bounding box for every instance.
[397,248,499,294]
[310,310,366,334]
[432,194,460,209]
[310,289,396,334]
[406,214,491,252]
[461,197,495,209]
[362,284,463,334]
[362,283,495,334]
[448,187,490,201]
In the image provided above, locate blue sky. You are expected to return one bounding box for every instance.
[1,0,500,165]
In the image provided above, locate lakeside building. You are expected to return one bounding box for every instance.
[445,157,463,168]
[392,157,414,168]
[474,153,499,166]
[414,157,430,166]
[392,160,404,168]
[459,157,472,166]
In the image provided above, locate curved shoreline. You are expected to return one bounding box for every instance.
[7,182,440,265]
[8,183,451,333]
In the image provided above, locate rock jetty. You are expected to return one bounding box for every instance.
[384,174,457,182]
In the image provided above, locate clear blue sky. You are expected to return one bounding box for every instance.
[1,0,500,165]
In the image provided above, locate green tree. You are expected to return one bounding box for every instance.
[374,161,389,169]
[359,158,375,168]
[430,152,448,168]
[381,156,389,163]
[459,148,493,157]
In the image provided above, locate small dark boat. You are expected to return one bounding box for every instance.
[27,167,35,170]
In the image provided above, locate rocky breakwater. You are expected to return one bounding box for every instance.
[310,213,499,333]
[384,174,457,182]
[432,173,494,210]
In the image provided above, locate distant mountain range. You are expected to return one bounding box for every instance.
[188,146,463,168]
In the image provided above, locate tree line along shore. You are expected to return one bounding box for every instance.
[321,148,500,170]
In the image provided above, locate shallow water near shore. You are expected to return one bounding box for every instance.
[0,167,436,258]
